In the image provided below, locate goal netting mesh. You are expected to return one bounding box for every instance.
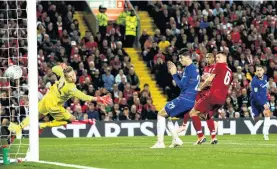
[0,0,29,163]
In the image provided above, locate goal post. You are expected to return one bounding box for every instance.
[27,0,39,162]
[0,0,38,164]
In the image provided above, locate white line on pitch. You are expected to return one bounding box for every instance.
[37,160,105,169]
[181,142,277,146]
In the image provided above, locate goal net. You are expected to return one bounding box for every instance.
[0,0,38,164]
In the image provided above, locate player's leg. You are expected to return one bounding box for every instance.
[262,105,271,140]
[176,113,190,133]
[189,108,206,145]
[151,108,167,148]
[190,95,212,145]
[166,98,195,148]
[177,92,203,133]
[206,111,217,144]
[41,106,95,129]
[151,98,189,148]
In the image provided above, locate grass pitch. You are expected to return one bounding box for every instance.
[1,134,277,169]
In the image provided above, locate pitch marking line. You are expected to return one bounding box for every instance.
[38,160,105,169]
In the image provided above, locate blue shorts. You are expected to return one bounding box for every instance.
[251,100,265,117]
[165,96,195,117]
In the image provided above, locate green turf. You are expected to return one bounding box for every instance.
[1,135,277,169]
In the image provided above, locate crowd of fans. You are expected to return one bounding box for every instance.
[1,1,277,126]
[136,1,277,118]
[0,1,158,125]
[36,1,159,122]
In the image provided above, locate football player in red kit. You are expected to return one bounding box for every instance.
[189,52,232,145]
[177,53,218,143]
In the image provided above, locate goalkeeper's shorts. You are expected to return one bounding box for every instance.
[38,98,72,121]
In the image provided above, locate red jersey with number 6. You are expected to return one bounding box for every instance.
[210,63,232,100]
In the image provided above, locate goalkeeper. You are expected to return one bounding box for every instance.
[8,64,112,136]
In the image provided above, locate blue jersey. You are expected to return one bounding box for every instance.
[165,63,199,117]
[172,63,200,98]
[250,75,268,106]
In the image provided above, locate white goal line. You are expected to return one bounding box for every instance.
[37,160,105,169]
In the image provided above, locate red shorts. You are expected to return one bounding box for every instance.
[194,93,225,114]
[196,89,209,102]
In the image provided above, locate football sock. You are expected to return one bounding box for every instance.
[72,119,95,125]
[157,115,166,143]
[191,116,204,138]
[206,118,216,139]
[263,117,270,136]
[183,113,190,126]
[41,120,68,128]
[167,119,179,140]
[19,116,30,129]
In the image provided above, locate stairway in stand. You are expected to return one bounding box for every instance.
[74,11,89,38]
[124,48,167,111]
[138,11,156,35]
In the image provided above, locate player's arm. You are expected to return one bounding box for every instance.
[198,64,218,91]
[52,63,67,77]
[250,79,261,103]
[68,85,113,105]
[198,73,215,91]
[172,73,190,90]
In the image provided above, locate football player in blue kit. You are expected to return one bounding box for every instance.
[151,48,200,148]
[250,65,271,140]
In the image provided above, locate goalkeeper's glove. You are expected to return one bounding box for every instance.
[96,95,113,106]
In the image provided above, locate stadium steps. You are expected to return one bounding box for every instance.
[124,48,167,111]
[74,11,89,38]
[138,11,156,36]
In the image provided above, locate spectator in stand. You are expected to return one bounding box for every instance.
[139,29,149,51]
[158,36,170,53]
[126,67,140,91]
[115,69,127,84]
[102,67,115,92]
[86,102,99,121]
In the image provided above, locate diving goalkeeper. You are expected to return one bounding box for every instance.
[8,64,112,136]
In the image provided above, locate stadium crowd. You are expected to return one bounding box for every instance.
[1,1,277,125]
[136,1,277,118]
[35,1,159,122]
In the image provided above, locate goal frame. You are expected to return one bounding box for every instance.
[27,0,39,162]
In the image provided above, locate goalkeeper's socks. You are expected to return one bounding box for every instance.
[19,117,30,129]
[41,120,68,128]
[72,119,95,125]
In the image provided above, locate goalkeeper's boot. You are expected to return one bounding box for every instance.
[193,136,206,145]
[38,123,48,135]
[169,137,183,148]
[8,122,22,139]
[150,141,165,149]
[210,138,218,145]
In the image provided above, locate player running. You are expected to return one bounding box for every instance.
[177,53,218,143]
[250,65,271,140]
[151,48,200,148]
[189,52,232,145]
[8,64,112,137]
